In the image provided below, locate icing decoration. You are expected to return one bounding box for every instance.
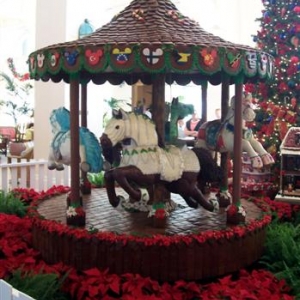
[50,52,60,67]
[168,47,194,71]
[176,52,191,64]
[132,9,145,21]
[37,53,45,68]
[227,52,242,68]
[223,50,242,75]
[245,51,257,70]
[197,47,221,74]
[64,50,79,66]
[244,51,258,77]
[85,49,103,65]
[200,48,217,66]
[167,10,188,25]
[112,48,132,65]
[258,53,268,76]
[30,57,36,72]
[142,48,163,65]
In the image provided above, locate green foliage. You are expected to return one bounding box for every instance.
[292,212,300,226]
[0,190,27,217]
[0,71,33,142]
[102,97,131,128]
[260,219,300,297]
[87,171,105,187]
[6,269,69,300]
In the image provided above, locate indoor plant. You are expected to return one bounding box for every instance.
[0,58,34,155]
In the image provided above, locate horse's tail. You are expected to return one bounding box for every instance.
[80,128,103,173]
[191,147,224,188]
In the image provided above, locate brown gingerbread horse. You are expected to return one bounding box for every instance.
[100,110,223,211]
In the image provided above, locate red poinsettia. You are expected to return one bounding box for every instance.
[0,186,294,299]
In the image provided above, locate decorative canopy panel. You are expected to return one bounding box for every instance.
[28,0,274,85]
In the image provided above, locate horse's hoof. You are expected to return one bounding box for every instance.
[250,156,263,169]
[110,196,122,207]
[185,197,198,208]
[261,153,275,165]
[48,165,56,170]
[80,162,90,172]
[56,165,65,171]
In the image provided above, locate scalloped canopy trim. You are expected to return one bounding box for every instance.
[29,44,274,84]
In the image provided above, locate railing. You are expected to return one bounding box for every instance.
[0,280,35,300]
[0,158,70,192]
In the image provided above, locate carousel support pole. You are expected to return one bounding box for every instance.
[81,83,87,127]
[152,74,166,148]
[67,76,85,226]
[151,74,170,227]
[80,82,91,195]
[201,81,208,123]
[232,80,244,205]
[220,75,230,191]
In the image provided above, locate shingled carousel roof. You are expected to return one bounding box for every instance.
[28,0,274,85]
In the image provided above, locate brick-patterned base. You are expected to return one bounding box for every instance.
[32,224,266,281]
[33,189,268,281]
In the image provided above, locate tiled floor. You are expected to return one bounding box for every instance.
[37,188,263,236]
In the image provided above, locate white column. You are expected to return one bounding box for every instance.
[34,0,67,159]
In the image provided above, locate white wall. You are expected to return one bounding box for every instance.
[34,0,67,159]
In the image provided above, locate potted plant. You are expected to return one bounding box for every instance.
[0,58,34,156]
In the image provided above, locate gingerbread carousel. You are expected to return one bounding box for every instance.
[28,0,274,281]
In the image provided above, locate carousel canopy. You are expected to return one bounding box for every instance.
[28,0,274,85]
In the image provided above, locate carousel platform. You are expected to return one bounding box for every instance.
[32,188,269,282]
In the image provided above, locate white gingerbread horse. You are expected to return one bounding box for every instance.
[196,93,274,169]
[48,107,103,173]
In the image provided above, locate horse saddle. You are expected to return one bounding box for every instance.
[199,120,226,151]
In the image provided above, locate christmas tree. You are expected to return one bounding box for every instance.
[245,0,300,185]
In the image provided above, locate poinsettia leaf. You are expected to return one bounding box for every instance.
[109,278,121,294]
[23,256,36,264]
[219,274,233,285]
[185,282,200,294]
[88,285,100,297]
[85,277,100,285]
[173,280,187,289]
[84,267,102,277]
[238,289,257,299]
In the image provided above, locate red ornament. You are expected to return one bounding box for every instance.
[291,56,299,63]
[293,6,300,13]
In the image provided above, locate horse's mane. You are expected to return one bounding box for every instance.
[126,112,158,146]
[80,127,103,173]
[50,107,70,131]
